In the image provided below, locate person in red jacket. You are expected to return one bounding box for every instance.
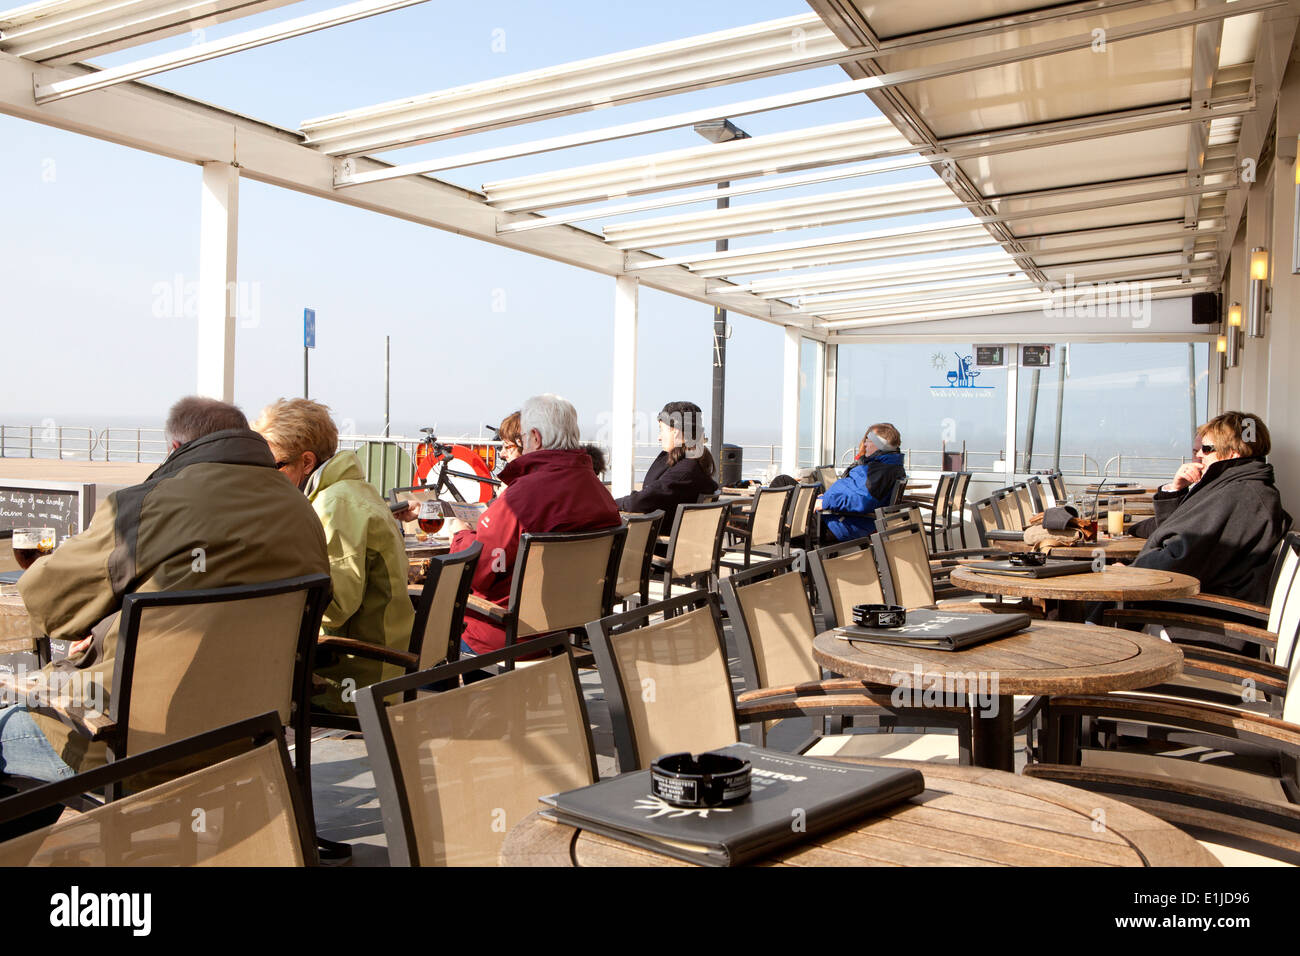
[445,393,621,656]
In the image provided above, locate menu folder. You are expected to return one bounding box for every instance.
[540,743,923,866]
[836,607,1032,651]
[964,559,1095,578]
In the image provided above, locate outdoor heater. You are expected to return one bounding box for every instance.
[1226,302,1242,369]
[1248,247,1269,338]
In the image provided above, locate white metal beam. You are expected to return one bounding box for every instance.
[0,0,302,64]
[333,0,1281,189]
[197,162,238,401]
[491,98,1253,222]
[33,0,431,104]
[611,275,638,498]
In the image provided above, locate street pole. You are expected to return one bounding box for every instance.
[1053,344,1067,472]
[385,334,391,438]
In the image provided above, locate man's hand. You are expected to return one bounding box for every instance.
[1164,462,1204,492]
[69,635,93,657]
[444,517,470,537]
[393,503,418,523]
[814,497,824,512]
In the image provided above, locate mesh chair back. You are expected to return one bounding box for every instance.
[888,473,909,506]
[873,526,936,609]
[588,593,738,771]
[1026,477,1045,513]
[512,527,626,640]
[993,488,1023,531]
[816,465,839,488]
[413,543,481,671]
[750,486,794,549]
[721,558,819,691]
[808,538,885,630]
[971,495,999,546]
[665,502,730,580]
[358,639,596,866]
[875,504,926,540]
[615,511,664,602]
[1014,484,1036,524]
[1049,471,1068,503]
[787,482,819,540]
[0,715,312,867]
[1267,534,1300,638]
[114,576,329,760]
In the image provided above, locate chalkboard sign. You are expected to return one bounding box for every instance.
[0,480,96,540]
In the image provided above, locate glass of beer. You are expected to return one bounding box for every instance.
[12,527,56,570]
[1107,497,1126,537]
[417,500,444,536]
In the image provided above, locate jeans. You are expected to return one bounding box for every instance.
[0,706,75,782]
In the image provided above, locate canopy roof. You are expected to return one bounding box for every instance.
[2,0,1296,338]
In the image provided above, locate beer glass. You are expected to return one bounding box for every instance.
[1107,497,1126,537]
[12,527,56,570]
[417,500,444,535]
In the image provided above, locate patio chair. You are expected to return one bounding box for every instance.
[815,464,840,489]
[901,472,953,552]
[786,480,821,552]
[1026,629,1300,865]
[355,634,598,866]
[1047,471,1069,504]
[0,713,316,866]
[721,484,794,570]
[807,536,884,631]
[871,523,1036,615]
[613,510,664,610]
[1026,475,1047,513]
[943,472,974,549]
[1013,482,1037,525]
[586,590,970,772]
[650,501,730,600]
[464,526,627,670]
[970,489,1028,545]
[1,575,330,810]
[311,542,481,732]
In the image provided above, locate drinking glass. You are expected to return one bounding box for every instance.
[12,527,56,570]
[417,500,444,536]
[1107,496,1126,537]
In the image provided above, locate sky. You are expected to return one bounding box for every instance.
[0,0,1208,462]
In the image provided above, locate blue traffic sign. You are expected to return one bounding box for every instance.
[304,308,316,349]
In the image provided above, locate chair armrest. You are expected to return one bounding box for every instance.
[1136,595,1269,625]
[0,675,116,740]
[1047,693,1300,752]
[1102,609,1277,649]
[316,636,418,670]
[466,594,508,622]
[735,680,970,727]
[1179,644,1289,685]
[982,530,1025,541]
[933,548,1004,560]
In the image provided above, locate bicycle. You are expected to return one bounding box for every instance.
[409,427,502,504]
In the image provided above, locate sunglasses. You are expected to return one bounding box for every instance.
[1198,444,1216,455]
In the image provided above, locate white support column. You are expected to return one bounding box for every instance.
[810,339,826,467]
[1267,65,1300,517]
[781,326,801,476]
[197,163,239,401]
[821,343,838,466]
[1004,348,1019,477]
[611,275,639,498]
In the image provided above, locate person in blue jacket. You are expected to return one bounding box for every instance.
[816,423,906,541]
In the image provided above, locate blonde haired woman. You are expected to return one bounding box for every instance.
[253,398,413,713]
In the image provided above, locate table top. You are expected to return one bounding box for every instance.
[1084,485,1158,496]
[500,759,1217,867]
[811,622,1183,696]
[991,534,1145,560]
[949,564,1198,602]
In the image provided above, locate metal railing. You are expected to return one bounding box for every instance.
[98,427,169,462]
[0,424,96,460]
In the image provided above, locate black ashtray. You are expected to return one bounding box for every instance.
[650,751,751,808]
[853,603,907,628]
[1008,552,1049,567]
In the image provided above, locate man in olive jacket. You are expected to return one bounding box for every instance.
[4,397,328,779]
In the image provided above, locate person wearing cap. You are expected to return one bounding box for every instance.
[816,423,906,541]
[615,401,718,515]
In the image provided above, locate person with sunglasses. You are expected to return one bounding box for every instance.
[1129,410,1289,605]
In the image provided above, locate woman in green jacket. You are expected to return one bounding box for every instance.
[253,398,414,714]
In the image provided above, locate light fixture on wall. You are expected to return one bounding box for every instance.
[1226,302,1242,368]
[1293,137,1300,275]
[1248,247,1269,338]
[1216,333,1228,374]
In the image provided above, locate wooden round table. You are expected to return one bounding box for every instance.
[949,564,1198,621]
[501,759,1217,867]
[812,622,1183,770]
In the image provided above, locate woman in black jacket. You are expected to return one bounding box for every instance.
[1131,410,1288,605]
[615,401,717,514]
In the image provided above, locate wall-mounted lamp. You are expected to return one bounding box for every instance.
[1293,136,1300,275]
[1248,247,1269,338]
[1216,333,1228,374]
[1226,302,1242,368]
